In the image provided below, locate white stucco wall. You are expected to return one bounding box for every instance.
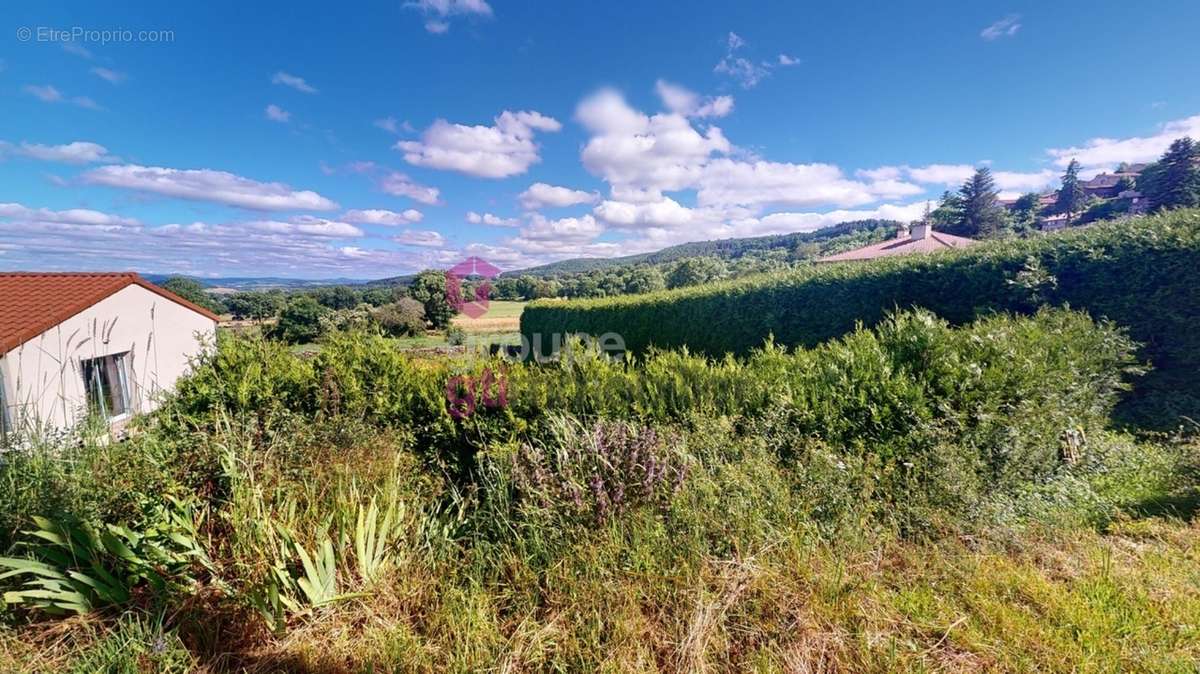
[0,284,216,433]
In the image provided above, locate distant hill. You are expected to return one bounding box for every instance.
[506,219,900,277]
[141,274,368,291]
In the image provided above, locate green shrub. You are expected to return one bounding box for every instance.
[373,298,426,336]
[268,295,327,344]
[521,210,1200,427]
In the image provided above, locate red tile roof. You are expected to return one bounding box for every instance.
[0,272,219,355]
[816,231,976,263]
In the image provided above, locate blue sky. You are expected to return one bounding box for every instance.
[3,1,1199,278]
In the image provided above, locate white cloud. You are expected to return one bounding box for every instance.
[714,31,770,89]
[518,182,599,210]
[342,208,424,225]
[374,117,413,134]
[271,71,318,94]
[0,203,451,278]
[748,201,934,235]
[265,104,291,123]
[992,169,1057,192]
[904,163,977,185]
[981,15,1022,41]
[248,216,363,238]
[778,54,800,66]
[82,164,339,211]
[697,159,885,209]
[393,229,446,247]
[593,196,697,230]
[654,80,734,119]
[406,0,493,34]
[519,213,604,244]
[1046,114,1200,169]
[0,202,139,227]
[466,211,520,227]
[91,67,126,84]
[61,42,93,59]
[396,110,561,178]
[378,172,441,205]
[3,140,116,164]
[577,88,730,197]
[23,84,101,109]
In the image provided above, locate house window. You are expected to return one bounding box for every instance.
[81,353,132,419]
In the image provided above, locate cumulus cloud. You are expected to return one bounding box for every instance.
[82,164,339,211]
[2,140,116,164]
[654,80,734,119]
[467,211,520,227]
[271,71,318,94]
[1046,114,1200,169]
[593,196,695,229]
[393,229,447,247]
[91,67,127,84]
[406,0,493,34]
[396,110,561,178]
[981,15,1021,41]
[777,54,800,66]
[265,104,291,123]
[378,172,442,204]
[577,88,730,197]
[519,213,604,244]
[518,182,599,210]
[697,159,888,209]
[342,208,424,225]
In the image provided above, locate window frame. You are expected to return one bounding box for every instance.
[80,351,133,421]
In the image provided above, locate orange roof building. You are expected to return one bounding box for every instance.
[0,273,218,439]
[815,223,976,263]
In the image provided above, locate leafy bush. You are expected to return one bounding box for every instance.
[373,298,426,336]
[522,209,1200,427]
[268,295,328,344]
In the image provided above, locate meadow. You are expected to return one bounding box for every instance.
[1,221,1199,671]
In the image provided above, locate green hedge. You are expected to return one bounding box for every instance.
[521,209,1200,428]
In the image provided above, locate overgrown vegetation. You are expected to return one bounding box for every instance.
[3,299,1197,670]
[523,208,1200,428]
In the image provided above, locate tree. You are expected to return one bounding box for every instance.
[160,277,224,313]
[269,295,326,344]
[929,191,965,231]
[408,270,455,329]
[624,267,667,295]
[1055,159,1088,223]
[1009,192,1042,235]
[360,286,397,307]
[667,257,726,289]
[310,285,360,311]
[225,291,283,321]
[951,168,1007,238]
[1139,137,1200,212]
[373,298,426,337]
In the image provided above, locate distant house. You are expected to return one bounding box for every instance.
[1039,213,1071,231]
[0,273,218,440]
[815,223,976,263]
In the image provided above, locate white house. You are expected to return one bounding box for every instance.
[0,273,218,440]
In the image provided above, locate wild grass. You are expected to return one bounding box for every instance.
[0,307,1196,672]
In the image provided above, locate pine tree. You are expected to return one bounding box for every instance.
[1055,159,1088,222]
[953,167,1007,238]
[1140,137,1200,212]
